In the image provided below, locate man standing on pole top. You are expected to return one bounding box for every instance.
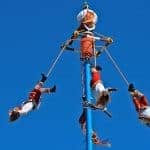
[77,2,98,32]
[62,2,113,60]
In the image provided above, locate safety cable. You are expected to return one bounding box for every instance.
[104,47,129,86]
[46,49,64,78]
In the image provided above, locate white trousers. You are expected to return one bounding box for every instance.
[93,82,105,100]
[139,106,150,125]
[140,107,150,118]
[19,101,34,115]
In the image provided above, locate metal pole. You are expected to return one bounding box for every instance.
[84,60,93,150]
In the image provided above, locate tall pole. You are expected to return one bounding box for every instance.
[84,60,93,150]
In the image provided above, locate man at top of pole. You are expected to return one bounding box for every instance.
[62,2,113,60]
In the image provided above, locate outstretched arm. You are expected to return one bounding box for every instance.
[61,24,86,49]
[40,85,56,94]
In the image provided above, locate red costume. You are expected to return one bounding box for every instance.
[90,68,101,88]
[80,35,94,59]
[29,89,41,106]
[132,94,149,112]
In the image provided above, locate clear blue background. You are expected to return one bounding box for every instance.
[0,0,150,149]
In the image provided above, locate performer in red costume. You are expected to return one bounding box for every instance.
[9,74,56,122]
[128,83,150,127]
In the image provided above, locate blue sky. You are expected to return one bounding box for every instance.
[0,0,150,150]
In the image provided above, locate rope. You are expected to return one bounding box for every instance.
[81,61,85,97]
[46,49,64,78]
[93,41,97,67]
[93,31,108,39]
[104,47,129,86]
